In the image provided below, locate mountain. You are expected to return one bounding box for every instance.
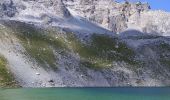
[63,0,170,35]
[0,0,170,87]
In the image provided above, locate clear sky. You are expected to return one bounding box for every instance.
[117,0,170,12]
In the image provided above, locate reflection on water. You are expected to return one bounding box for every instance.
[0,87,170,100]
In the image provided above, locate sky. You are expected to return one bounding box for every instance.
[117,0,170,12]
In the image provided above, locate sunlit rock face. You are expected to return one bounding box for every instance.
[62,0,150,33]
[62,0,170,36]
[1,0,170,36]
[0,0,71,19]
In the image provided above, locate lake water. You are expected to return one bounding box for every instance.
[0,87,170,100]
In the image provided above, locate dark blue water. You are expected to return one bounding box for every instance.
[0,87,170,100]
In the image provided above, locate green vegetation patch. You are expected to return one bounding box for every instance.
[6,22,68,70]
[157,42,170,68]
[160,59,170,68]
[2,21,137,70]
[67,33,137,70]
[17,31,67,70]
[0,55,18,88]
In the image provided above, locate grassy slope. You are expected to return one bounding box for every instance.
[5,22,68,70]
[67,33,137,69]
[3,21,137,70]
[2,21,137,71]
[0,55,18,88]
[153,42,170,68]
[1,21,170,87]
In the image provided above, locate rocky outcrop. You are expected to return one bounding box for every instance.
[64,0,170,36]
[1,0,170,36]
[0,0,17,17]
[54,0,71,17]
[0,0,71,19]
[63,0,150,33]
[128,10,170,36]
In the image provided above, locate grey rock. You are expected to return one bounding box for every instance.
[63,0,150,33]
[1,0,170,36]
[0,0,17,17]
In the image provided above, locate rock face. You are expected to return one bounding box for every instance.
[1,0,170,35]
[63,0,150,33]
[0,0,71,18]
[62,0,170,35]
[0,0,17,17]
[129,11,170,36]
[53,0,71,17]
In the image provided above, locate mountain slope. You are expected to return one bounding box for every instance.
[0,20,170,87]
[0,0,170,87]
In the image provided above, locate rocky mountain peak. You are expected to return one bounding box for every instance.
[0,0,170,35]
[0,0,71,18]
[65,0,151,32]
